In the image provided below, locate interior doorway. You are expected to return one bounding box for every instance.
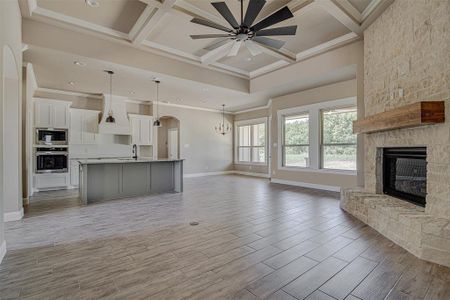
[157,116,180,159]
[168,128,179,160]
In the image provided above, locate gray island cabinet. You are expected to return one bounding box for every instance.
[78,158,183,205]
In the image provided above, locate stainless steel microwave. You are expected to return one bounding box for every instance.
[36,128,68,145]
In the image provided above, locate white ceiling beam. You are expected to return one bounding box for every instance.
[26,0,38,17]
[334,0,362,23]
[201,41,234,65]
[296,32,359,60]
[138,0,162,8]
[173,0,231,28]
[249,60,289,79]
[130,0,177,45]
[315,0,362,35]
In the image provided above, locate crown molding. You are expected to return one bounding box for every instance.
[35,87,103,99]
[234,99,272,115]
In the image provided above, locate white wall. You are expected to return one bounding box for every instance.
[0,0,23,263]
[158,105,233,174]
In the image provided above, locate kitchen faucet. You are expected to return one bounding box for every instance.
[132,144,137,159]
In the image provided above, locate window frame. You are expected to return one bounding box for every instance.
[234,117,268,165]
[320,106,357,171]
[281,112,310,168]
[277,97,357,174]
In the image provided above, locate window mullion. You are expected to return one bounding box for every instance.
[309,108,320,169]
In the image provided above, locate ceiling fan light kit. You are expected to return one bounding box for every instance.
[190,0,297,57]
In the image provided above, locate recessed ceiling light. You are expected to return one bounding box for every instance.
[246,57,252,61]
[74,61,86,67]
[129,91,135,95]
[85,0,100,8]
[68,81,75,85]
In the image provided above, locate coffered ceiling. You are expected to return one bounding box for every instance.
[20,0,389,79]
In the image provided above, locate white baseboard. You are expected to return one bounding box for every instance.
[184,171,234,178]
[0,240,6,264]
[233,171,270,178]
[4,207,24,222]
[184,170,270,178]
[270,178,341,192]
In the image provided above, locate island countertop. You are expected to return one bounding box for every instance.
[77,157,185,165]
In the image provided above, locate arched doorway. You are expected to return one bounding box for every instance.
[2,45,22,220]
[157,116,180,160]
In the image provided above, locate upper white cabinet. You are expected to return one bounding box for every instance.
[70,109,100,145]
[129,114,153,145]
[34,99,70,128]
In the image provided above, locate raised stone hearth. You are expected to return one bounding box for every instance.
[341,0,450,267]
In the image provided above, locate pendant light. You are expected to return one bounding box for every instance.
[215,104,231,135]
[153,79,162,127]
[104,70,115,123]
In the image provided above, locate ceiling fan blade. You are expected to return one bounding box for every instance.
[211,2,240,29]
[255,25,297,36]
[191,18,233,33]
[253,36,285,49]
[228,40,242,57]
[190,34,231,39]
[204,38,231,51]
[243,0,266,27]
[251,6,294,32]
[245,40,263,56]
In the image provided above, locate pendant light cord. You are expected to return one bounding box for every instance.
[109,72,112,114]
[155,81,159,120]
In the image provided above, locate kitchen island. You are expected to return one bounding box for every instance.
[78,158,183,205]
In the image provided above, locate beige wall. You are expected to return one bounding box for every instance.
[271,80,358,189]
[158,105,234,174]
[0,0,22,260]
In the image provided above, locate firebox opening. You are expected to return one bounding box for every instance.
[382,147,427,207]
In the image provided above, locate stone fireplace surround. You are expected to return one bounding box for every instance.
[340,0,449,268]
[341,121,450,267]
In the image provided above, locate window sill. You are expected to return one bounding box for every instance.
[278,166,356,176]
[235,162,268,166]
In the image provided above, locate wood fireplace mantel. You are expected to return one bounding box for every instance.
[353,101,445,134]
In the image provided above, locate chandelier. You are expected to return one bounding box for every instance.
[215,104,231,135]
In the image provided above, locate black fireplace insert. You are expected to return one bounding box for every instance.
[382,147,427,206]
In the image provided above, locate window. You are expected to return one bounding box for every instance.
[321,107,357,170]
[236,120,266,164]
[282,113,309,167]
[277,98,357,173]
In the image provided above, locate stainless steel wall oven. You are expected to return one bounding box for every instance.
[35,147,68,173]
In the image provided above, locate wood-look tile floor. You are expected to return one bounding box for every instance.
[1,175,449,299]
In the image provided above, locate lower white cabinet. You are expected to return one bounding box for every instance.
[129,114,153,145]
[70,160,80,187]
[34,173,69,190]
[70,109,100,144]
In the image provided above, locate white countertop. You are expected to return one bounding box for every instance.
[77,158,184,165]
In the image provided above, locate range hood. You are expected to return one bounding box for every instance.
[98,94,131,135]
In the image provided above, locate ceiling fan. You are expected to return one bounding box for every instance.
[189,0,297,57]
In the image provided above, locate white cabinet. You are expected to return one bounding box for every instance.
[70,160,80,187]
[70,109,100,144]
[34,99,70,128]
[34,173,69,190]
[129,114,153,145]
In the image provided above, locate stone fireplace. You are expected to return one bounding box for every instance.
[341,0,449,267]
